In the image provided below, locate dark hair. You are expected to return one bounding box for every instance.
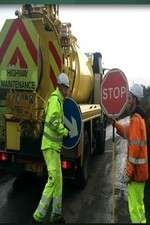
[135,96,140,105]
[132,94,145,118]
[131,93,140,105]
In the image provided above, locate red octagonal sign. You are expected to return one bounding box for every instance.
[100,68,129,118]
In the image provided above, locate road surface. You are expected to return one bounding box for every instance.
[0,123,136,223]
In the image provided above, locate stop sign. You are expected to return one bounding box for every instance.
[100,68,129,118]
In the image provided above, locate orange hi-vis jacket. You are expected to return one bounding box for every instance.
[115,113,148,182]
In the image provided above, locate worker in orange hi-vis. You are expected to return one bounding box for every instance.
[113,83,149,223]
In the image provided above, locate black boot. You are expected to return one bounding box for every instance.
[51,214,66,224]
[55,217,66,224]
[30,217,44,224]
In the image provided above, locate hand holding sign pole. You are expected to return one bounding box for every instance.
[100,68,129,223]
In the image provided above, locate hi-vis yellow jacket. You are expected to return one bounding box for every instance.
[115,113,148,182]
[41,87,68,152]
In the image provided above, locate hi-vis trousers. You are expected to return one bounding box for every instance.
[33,148,62,222]
[128,181,146,223]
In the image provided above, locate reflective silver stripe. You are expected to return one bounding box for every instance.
[43,132,62,143]
[35,195,52,217]
[40,194,50,206]
[141,212,146,223]
[128,140,147,147]
[128,157,148,164]
[35,204,47,217]
[52,196,62,215]
[45,121,59,130]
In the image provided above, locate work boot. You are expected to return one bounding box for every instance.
[54,216,66,224]
[51,214,66,224]
[30,216,44,224]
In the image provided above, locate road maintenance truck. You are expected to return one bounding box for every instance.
[0,4,107,188]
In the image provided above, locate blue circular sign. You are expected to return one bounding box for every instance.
[63,97,82,149]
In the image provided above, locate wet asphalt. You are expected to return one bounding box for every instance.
[0,125,148,224]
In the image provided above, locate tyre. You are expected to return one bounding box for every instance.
[13,171,36,191]
[95,121,106,155]
[75,131,90,189]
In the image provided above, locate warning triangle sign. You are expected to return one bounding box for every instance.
[0,19,38,66]
[9,47,27,69]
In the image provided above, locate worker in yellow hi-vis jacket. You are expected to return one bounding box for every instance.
[33,73,70,224]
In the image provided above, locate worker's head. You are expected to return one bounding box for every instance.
[57,72,70,98]
[128,83,143,112]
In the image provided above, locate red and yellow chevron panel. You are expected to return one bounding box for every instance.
[48,40,62,88]
[0,19,40,91]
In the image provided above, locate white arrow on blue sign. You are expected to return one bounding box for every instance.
[63,97,82,149]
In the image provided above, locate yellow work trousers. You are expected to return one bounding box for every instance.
[33,148,62,222]
[128,181,146,223]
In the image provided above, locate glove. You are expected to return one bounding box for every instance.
[64,130,71,139]
[110,118,117,126]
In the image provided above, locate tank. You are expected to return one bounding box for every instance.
[0,5,94,122]
[33,16,94,104]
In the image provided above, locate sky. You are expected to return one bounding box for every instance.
[0,5,150,87]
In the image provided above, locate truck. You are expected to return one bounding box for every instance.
[0,4,107,188]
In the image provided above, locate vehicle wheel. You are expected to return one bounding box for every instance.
[75,131,90,189]
[95,121,106,155]
[13,172,36,191]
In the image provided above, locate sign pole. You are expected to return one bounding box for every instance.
[112,120,116,223]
